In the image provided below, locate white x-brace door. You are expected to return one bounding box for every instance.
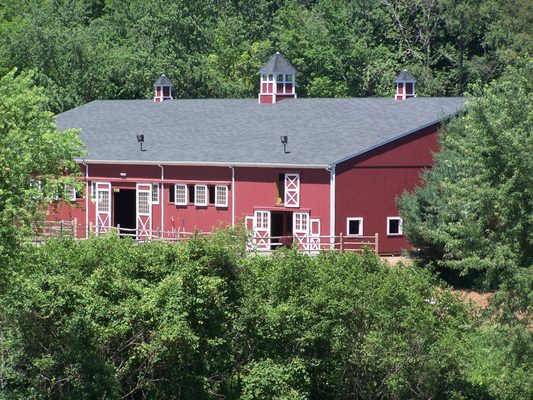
[136,183,152,240]
[95,182,111,235]
[253,210,271,251]
[309,218,321,253]
[284,173,300,208]
[293,212,310,250]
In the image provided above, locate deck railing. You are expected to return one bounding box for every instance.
[33,220,379,254]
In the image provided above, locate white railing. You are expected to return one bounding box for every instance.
[32,220,379,254]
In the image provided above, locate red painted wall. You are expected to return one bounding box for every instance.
[234,167,330,236]
[335,123,440,254]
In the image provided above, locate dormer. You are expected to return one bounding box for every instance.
[154,74,173,102]
[394,70,416,100]
[259,52,297,104]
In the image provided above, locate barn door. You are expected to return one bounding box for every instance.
[284,173,300,207]
[95,182,111,235]
[253,210,271,251]
[309,218,321,253]
[136,183,152,240]
[293,212,309,251]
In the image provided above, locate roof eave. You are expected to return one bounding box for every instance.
[76,159,328,169]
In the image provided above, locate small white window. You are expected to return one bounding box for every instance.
[152,183,159,204]
[215,185,228,207]
[138,191,150,215]
[65,185,77,201]
[387,217,403,236]
[91,182,97,201]
[174,184,187,206]
[346,218,363,236]
[195,184,208,206]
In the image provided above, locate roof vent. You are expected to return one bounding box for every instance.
[394,70,416,101]
[259,52,297,104]
[154,74,173,102]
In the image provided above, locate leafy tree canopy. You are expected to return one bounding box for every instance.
[398,58,533,319]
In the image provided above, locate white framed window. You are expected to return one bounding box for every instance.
[174,184,187,206]
[194,184,208,206]
[65,185,77,201]
[91,181,97,201]
[152,183,159,204]
[294,212,308,232]
[215,185,228,207]
[346,218,363,236]
[137,191,150,215]
[387,217,403,236]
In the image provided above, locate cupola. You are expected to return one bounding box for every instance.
[394,70,416,100]
[154,74,173,102]
[259,52,297,104]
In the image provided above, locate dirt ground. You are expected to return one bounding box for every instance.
[380,256,494,308]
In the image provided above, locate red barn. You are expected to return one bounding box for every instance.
[51,53,465,254]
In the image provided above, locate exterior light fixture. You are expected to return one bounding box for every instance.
[136,134,145,151]
[280,136,288,153]
[119,172,127,178]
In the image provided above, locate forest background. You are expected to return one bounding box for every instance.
[0,1,531,399]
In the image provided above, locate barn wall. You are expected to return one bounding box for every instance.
[235,167,330,236]
[336,123,440,254]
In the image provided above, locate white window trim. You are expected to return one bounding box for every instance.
[346,217,363,236]
[387,217,403,236]
[91,181,97,201]
[65,184,77,201]
[151,183,159,204]
[215,185,228,208]
[174,184,187,206]
[194,184,208,207]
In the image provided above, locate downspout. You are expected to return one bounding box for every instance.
[327,164,336,248]
[229,166,235,227]
[82,162,89,238]
[158,164,164,237]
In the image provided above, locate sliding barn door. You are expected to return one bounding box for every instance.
[95,182,111,235]
[136,183,152,240]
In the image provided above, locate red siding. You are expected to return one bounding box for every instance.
[259,95,273,104]
[335,123,440,254]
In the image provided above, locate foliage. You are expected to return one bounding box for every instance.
[5,233,526,399]
[0,69,84,271]
[398,59,533,319]
[0,0,531,113]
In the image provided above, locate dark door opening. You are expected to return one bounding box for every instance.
[271,211,293,250]
[113,189,136,236]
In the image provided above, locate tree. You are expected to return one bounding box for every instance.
[398,59,533,317]
[0,69,84,270]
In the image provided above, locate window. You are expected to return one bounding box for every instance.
[276,173,285,204]
[294,212,308,231]
[387,217,403,236]
[188,184,195,203]
[91,182,97,201]
[64,185,80,201]
[208,185,216,205]
[138,191,150,214]
[174,184,187,205]
[195,184,208,206]
[346,218,363,236]
[215,185,228,207]
[152,183,159,204]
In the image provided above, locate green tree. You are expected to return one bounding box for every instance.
[0,69,84,269]
[398,59,533,318]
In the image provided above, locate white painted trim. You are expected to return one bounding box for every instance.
[159,164,164,236]
[83,163,89,237]
[136,183,152,238]
[346,217,363,236]
[151,183,159,204]
[194,184,208,206]
[230,167,235,227]
[284,173,300,208]
[174,184,187,206]
[329,164,336,247]
[215,185,228,208]
[77,160,328,169]
[387,216,403,236]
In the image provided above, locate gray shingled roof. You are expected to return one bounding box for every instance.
[56,97,466,167]
[394,70,416,82]
[154,74,173,87]
[259,52,297,75]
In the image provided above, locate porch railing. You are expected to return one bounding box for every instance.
[32,220,379,254]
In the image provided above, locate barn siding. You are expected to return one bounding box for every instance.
[335,123,440,254]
